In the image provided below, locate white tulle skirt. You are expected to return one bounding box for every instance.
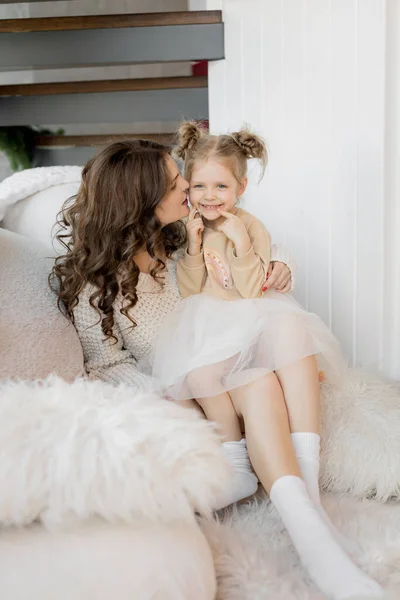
[145,290,345,401]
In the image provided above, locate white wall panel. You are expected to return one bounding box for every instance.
[383,0,400,379]
[207,0,398,378]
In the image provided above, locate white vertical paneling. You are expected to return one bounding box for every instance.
[329,0,358,363]
[383,0,400,379]
[355,0,385,369]
[257,0,286,248]
[303,0,331,324]
[224,2,244,128]
[240,1,263,128]
[278,0,309,308]
[207,0,397,378]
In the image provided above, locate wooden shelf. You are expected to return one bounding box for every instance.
[0,76,207,97]
[0,10,222,33]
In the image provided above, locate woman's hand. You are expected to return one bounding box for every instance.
[262,262,291,293]
[186,207,204,256]
[218,210,251,257]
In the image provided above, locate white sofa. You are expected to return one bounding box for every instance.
[1,168,400,599]
[0,168,228,599]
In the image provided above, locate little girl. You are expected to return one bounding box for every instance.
[150,122,384,600]
[150,121,344,509]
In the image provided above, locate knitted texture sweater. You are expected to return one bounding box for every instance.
[73,244,295,393]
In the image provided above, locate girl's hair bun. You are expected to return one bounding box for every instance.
[174,121,205,160]
[231,129,268,165]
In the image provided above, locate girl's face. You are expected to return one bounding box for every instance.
[155,155,190,225]
[189,159,247,221]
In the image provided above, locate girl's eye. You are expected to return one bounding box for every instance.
[193,184,203,189]
[217,184,227,189]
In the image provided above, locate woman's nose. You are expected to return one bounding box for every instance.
[181,177,189,189]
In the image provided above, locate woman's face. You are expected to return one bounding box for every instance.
[155,155,190,225]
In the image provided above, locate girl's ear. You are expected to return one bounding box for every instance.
[238,177,248,197]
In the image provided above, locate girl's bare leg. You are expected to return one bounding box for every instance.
[195,393,242,441]
[229,372,383,600]
[176,398,205,414]
[177,388,256,510]
[230,372,300,490]
[275,355,357,552]
[275,355,320,434]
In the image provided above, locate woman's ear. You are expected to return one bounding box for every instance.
[238,177,248,197]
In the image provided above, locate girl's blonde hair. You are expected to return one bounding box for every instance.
[174,121,268,184]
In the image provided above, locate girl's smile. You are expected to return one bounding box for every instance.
[189,159,247,222]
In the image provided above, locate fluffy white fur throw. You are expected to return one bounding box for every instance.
[0,368,398,532]
[0,376,230,528]
[321,369,400,500]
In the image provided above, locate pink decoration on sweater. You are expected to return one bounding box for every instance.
[204,249,233,290]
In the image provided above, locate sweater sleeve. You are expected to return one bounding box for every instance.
[270,243,297,291]
[73,287,159,393]
[230,218,271,299]
[176,249,207,298]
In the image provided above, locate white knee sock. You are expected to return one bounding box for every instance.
[270,476,383,600]
[213,439,258,511]
[291,432,357,552]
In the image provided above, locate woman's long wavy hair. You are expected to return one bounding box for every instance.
[50,139,186,342]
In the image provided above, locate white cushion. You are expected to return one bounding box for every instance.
[0,166,82,254]
[2,181,80,256]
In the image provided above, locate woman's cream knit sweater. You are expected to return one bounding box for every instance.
[73,245,295,393]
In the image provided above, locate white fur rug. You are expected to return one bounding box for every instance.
[202,492,400,599]
[200,368,400,599]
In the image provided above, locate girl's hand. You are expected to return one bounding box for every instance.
[262,262,291,293]
[186,207,204,256]
[218,210,251,257]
